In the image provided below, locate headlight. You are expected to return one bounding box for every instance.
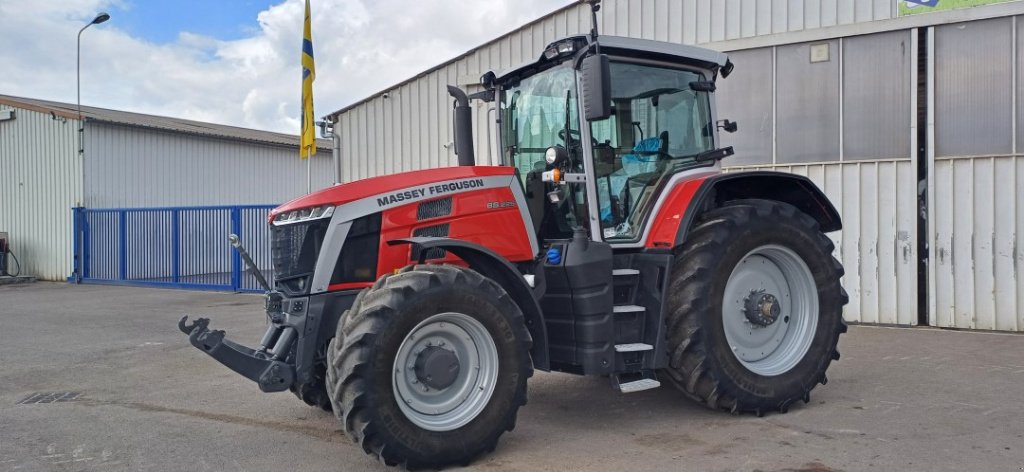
[273,204,335,225]
[543,39,576,60]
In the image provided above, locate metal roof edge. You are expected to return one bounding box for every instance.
[88,118,332,150]
[0,96,80,121]
[0,94,330,149]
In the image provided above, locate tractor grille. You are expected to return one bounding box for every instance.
[270,218,329,295]
[417,197,453,220]
[412,224,449,260]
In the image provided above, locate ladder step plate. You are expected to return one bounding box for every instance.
[615,343,653,352]
[618,378,661,393]
[613,305,645,314]
[613,269,639,276]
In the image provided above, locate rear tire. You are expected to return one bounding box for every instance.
[325,265,532,469]
[663,199,848,415]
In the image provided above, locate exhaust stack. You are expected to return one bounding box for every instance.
[446,85,476,166]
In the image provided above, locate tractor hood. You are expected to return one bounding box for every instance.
[270,166,516,222]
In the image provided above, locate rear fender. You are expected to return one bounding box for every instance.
[387,237,550,371]
[674,171,842,246]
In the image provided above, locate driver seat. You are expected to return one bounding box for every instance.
[621,137,663,174]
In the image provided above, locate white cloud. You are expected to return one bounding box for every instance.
[0,0,571,133]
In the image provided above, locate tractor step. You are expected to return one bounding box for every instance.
[612,268,641,305]
[618,378,661,393]
[612,305,645,313]
[614,343,653,352]
[613,370,661,393]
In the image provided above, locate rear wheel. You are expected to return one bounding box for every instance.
[663,199,848,415]
[325,264,532,469]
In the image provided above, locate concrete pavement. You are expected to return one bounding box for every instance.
[1,282,1022,471]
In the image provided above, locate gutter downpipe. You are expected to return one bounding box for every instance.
[331,118,341,185]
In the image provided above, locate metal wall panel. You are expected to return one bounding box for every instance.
[0,104,81,280]
[726,160,917,325]
[84,122,333,208]
[934,17,1014,157]
[775,40,841,163]
[931,156,1023,331]
[330,0,904,181]
[717,48,774,165]
[1017,15,1022,154]
[929,16,1023,331]
[843,30,912,160]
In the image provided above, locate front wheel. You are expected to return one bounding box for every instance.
[325,264,532,469]
[663,199,848,415]
[288,342,332,411]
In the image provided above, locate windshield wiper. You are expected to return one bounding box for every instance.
[690,146,735,163]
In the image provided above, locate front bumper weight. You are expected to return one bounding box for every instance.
[178,316,295,393]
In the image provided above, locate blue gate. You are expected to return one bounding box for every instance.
[70,205,276,292]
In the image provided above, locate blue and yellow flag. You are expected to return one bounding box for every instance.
[300,0,316,159]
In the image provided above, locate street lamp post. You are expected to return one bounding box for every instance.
[73,12,109,283]
[77,12,110,126]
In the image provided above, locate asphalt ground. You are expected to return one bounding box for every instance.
[1,282,1022,471]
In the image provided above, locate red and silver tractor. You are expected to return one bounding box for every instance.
[180,4,847,468]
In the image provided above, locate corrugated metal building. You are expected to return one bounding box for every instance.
[0,95,330,280]
[324,0,1024,331]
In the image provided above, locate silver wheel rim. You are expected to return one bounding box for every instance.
[722,244,819,377]
[392,312,499,431]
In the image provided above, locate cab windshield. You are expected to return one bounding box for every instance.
[590,62,715,241]
[502,63,580,178]
[501,63,585,238]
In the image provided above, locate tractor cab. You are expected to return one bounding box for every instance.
[486,35,735,245]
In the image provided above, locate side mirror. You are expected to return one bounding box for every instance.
[580,54,611,122]
[717,119,738,133]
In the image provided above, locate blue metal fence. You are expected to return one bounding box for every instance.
[70,205,276,292]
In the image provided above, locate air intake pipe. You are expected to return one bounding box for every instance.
[446,85,476,166]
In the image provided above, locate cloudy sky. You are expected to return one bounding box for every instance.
[0,0,570,134]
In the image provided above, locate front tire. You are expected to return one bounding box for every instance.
[663,199,848,415]
[289,342,333,412]
[325,265,532,469]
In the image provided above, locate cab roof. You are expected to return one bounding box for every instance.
[491,35,730,85]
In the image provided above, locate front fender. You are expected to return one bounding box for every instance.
[387,237,550,371]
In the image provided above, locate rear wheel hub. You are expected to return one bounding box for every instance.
[414,346,461,390]
[722,245,819,376]
[744,291,782,326]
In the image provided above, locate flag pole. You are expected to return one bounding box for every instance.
[300,0,315,194]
